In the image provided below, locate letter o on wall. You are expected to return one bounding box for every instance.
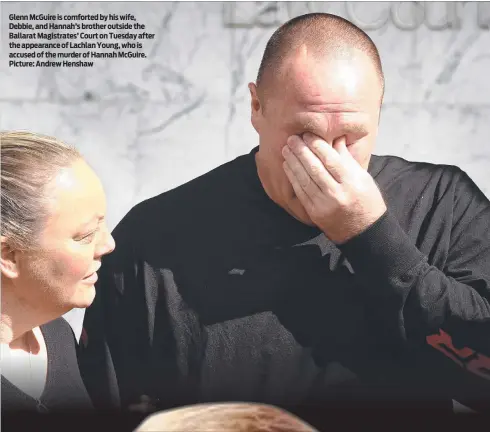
[345,2,390,31]
[391,1,425,30]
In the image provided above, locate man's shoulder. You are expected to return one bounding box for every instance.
[112,151,253,239]
[371,155,488,215]
[139,152,249,208]
[371,154,464,187]
[153,155,250,197]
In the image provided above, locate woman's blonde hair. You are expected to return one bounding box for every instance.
[135,402,319,432]
[1,131,81,250]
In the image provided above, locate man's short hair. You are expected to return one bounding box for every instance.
[256,13,385,97]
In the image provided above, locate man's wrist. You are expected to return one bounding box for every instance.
[325,205,387,245]
[337,210,426,281]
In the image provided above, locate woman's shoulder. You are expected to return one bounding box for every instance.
[41,317,76,344]
[40,317,94,410]
[40,317,81,369]
[42,316,73,333]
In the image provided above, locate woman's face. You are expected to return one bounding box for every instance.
[14,159,115,315]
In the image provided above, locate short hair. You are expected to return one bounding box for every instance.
[256,13,384,97]
[1,131,81,251]
[135,402,319,432]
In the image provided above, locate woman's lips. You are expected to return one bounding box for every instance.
[82,272,98,284]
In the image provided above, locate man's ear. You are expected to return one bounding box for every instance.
[1,237,20,279]
[248,82,264,134]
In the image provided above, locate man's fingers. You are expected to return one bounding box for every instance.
[286,135,339,192]
[332,136,358,168]
[332,136,349,157]
[302,133,347,183]
[283,161,313,211]
[282,141,323,200]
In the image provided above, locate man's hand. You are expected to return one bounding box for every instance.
[282,132,387,244]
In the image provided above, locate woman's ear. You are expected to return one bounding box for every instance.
[1,237,20,279]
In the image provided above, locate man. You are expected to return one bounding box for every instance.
[79,13,490,421]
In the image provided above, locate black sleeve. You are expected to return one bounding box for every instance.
[79,196,207,412]
[338,169,490,385]
[78,207,147,410]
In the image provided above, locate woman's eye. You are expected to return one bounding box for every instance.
[78,228,99,243]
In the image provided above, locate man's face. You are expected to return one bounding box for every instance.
[249,48,382,225]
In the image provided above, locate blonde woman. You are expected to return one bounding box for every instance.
[135,402,319,432]
[1,131,115,412]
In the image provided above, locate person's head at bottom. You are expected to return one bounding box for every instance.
[1,131,115,343]
[135,402,319,432]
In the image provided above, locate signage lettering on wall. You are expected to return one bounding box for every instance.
[223,2,490,31]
